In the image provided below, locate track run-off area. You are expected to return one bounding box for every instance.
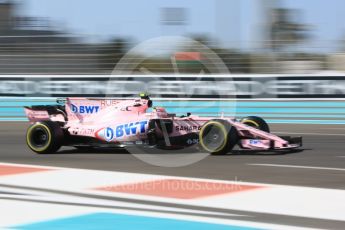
[0,122,344,229]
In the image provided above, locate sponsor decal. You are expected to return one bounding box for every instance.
[26,110,49,119]
[71,104,100,114]
[97,121,148,142]
[249,139,262,145]
[100,100,120,109]
[78,128,95,136]
[186,138,199,145]
[104,127,115,142]
[176,125,201,132]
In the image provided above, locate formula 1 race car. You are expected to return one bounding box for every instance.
[24,93,302,155]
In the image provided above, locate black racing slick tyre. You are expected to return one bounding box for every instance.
[26,121,64,154]
[199,120,238,155]
[241,116,270,133]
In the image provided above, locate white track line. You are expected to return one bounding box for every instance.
[1,162,345,227]
[248,164,345,172]
[0,162,343,189]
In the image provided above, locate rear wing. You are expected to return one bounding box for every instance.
[25,94,152,123]
[24,105,67,123]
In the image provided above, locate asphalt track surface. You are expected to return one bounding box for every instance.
[1,122,345,229]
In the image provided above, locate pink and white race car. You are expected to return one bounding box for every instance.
[24,93,302,155]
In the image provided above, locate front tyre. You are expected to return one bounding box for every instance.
[26,121,64,154]
[199,120,238,155]
[241,116,270,133]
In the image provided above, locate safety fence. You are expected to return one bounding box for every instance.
[2,97,345,124]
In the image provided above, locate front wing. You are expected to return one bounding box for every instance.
[240,136,302,150]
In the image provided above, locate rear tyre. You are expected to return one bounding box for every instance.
[26,121,64,154]
[241,116,270,133]
[199,120,238,155]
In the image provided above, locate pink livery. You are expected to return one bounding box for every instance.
[24,93,302,154]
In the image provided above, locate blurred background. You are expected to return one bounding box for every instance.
[0,0,344,74]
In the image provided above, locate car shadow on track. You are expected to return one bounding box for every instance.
[56,148,130,155]
[55,148,308,156]
[56,146,204,155]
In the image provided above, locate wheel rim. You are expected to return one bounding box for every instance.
[201,124,226,152]
[29,127,49,148]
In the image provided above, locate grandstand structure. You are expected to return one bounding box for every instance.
[0,1,105,74]
[0,1,341,74]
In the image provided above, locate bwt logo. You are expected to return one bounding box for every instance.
[71,104,100,114]
[249,139,262,145]
[105,127,115,142]
[115,121,148,138]
[101,121,148,142]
